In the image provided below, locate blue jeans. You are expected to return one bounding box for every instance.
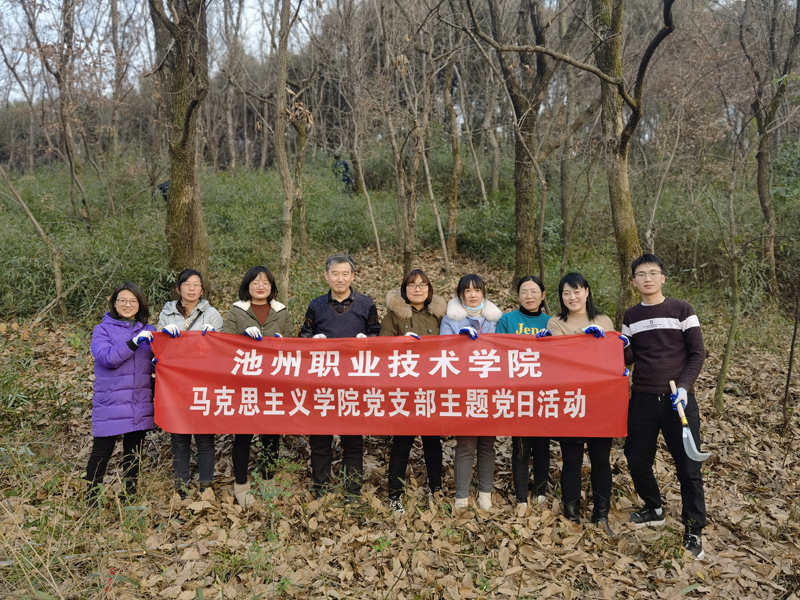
[171,433,215,486]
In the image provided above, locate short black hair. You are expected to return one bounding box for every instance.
[456,274,486,301]
[631,254,665,278]
[400,269,433,305]
[557,272,602,322]
[109,282,150,324]
[176,269,204,291]
[516,275,545,294]
[239,266,277,302]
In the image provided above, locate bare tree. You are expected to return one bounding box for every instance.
[148,0,211,279]
[739,0,800,292]
[442,21,463,258]
[468,0,677,323]
[22,0,92,228]
[276,0,301,300]
[468,0,595,284]
[222,0,244,171]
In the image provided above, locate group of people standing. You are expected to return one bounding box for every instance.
[84,252,708,559]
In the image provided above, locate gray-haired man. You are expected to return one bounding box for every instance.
[299,254,380,498]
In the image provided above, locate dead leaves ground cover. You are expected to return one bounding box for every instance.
[1,249,799,600]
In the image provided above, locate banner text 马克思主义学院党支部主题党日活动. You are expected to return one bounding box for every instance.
[151,332,629,437]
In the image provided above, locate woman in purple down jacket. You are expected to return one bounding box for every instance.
[85,282,156,504]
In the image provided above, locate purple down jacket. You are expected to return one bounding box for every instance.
[90,313,156,437]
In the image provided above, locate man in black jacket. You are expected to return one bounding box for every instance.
[299,253,380,499]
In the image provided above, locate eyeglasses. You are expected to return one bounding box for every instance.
[180,282,202,289]
[116,298,139,306]
[406,283,428,290]
[634,271,663,280]
[520,290,541,297]
[250,281,272,288]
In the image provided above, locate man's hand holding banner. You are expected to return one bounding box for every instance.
[152,333,629,437]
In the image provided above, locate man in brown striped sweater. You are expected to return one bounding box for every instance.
[621,253,707,560]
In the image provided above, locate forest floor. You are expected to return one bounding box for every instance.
[1,248,799,600]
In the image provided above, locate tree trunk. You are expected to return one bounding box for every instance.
[591,0,643,326]
[514,121,537,282]
[481,74,500,195]
[560,61,574,246]
[351,133,383,266]
[149,0,210,280]
[714,163,741,413]
[275,0,296,301]
[755,133,778,290]
[260,100,270,170]
[243,93,251,169]
[28,108,35,173]
[783,275,800,432]
[226,84,236,171]
[740,0,800,294]
[421,151,450,275]
[294,119,309,258]
[443,59,462,259]
[457,65,487,203]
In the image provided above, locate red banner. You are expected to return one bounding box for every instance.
[152,332,629,437]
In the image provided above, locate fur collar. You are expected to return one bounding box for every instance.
[233,299,286,313]
[385,289,447,320]
[446,297,502,322]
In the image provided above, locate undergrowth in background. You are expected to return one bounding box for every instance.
[1,143,797,325]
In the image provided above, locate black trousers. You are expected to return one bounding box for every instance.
[232,434,280,485]
[511,436,550,502]
[387,436,442,499]
[559,437,612,505]
[309,434,363,495]
[85,430,147,486]
[624,390,706,533]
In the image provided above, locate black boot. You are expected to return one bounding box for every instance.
[563,500,581,524]
[591,493,614,536]
[85,482,100,508]
[124,478,138,500]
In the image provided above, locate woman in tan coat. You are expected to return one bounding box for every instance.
[221,265,293,507]
[380,269,446,514]
[544,272,614,534]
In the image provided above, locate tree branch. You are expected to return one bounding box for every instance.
[464,0,624,87]
[620,0,676,152]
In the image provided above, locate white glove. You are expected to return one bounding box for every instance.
[161,324,180,338]
[131,331,153,346]
[245,326,263,341]
[313,334,327,339]
[202,324,216,335]
[274,332,283,338]
[404,332,420,339]
[356,333,367,339]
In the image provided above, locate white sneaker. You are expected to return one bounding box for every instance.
[477,491,492,510]
[536,495,547,505]
[516,502,528,517]
[234,482,255,509]
[454,497,469,510]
